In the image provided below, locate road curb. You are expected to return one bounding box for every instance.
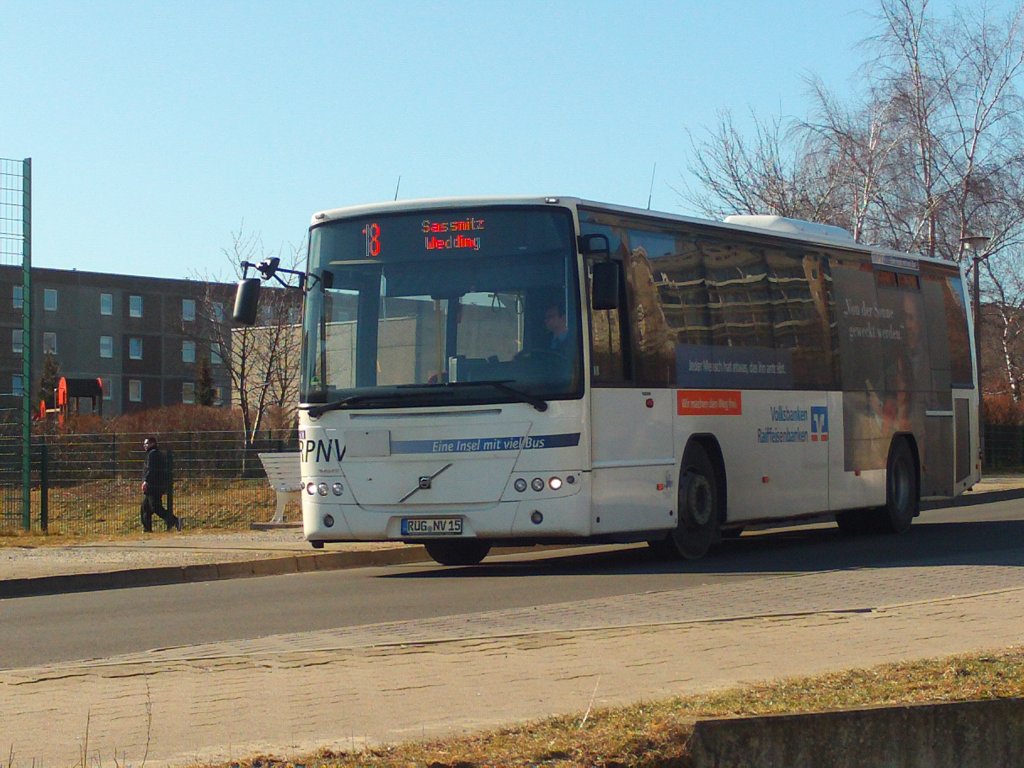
[0,545,431,599]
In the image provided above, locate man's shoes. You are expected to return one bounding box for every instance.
[176,516,183,531]
[169,516,182,531]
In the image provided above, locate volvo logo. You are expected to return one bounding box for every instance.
[398,463,453,503]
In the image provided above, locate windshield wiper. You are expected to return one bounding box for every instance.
[439,380,549,412]
[304,380,549,417]
[303,394,380,417]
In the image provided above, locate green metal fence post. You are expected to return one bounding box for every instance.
[21,158,32,531]
[166,448,174,519]
[40,444,48,532]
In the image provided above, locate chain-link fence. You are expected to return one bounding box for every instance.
[0,430,298,535]
[1,157,31,531]
[983,424,1024,471]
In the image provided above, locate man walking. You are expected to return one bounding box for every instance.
[141,436,180,532]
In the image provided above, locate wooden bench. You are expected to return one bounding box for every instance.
[257,452,302,524]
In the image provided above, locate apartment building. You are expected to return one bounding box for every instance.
[0,265,237,417]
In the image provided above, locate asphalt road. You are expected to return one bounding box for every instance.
[4,498,1024,670]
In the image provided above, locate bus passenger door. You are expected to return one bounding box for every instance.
[587,255,677,536]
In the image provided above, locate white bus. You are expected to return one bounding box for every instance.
[234,197,980,565]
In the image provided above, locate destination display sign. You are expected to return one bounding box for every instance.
[312,206,572,265]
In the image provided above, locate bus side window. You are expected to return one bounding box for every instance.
[623,245,674,387]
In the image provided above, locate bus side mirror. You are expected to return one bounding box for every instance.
[233,278,261,325]
[591,261,621,311]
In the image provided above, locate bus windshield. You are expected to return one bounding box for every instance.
[301,205,581,408]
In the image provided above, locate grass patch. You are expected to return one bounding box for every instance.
[218,647,1024,768]
[0,479,285,539]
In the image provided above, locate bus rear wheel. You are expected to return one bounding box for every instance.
[873,438,918,534]
[424,540,491,566]
[835,438,918,535]
[650,444,721,560]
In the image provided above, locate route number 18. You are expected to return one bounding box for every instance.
[363,222,381,258]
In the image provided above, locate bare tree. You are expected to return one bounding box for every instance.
[686,1,1024,249]
[680,109,841,222]
[192,226,303,447]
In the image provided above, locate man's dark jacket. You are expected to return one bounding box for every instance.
[144,446,168,494]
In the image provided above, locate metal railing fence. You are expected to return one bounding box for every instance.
[3,423,1024,536]
[0,430,298,535]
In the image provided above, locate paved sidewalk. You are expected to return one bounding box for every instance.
[2,563,1023,766]
[0,476,1022,766]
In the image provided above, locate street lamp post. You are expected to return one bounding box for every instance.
[961,235,991,456]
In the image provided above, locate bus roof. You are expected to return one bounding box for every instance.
[310,196,958,268]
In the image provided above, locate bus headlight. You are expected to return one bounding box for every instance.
[317,483,329,496]
[305,482,316,495]
[332,482,344,496]
[514,478,528,492]
[548,477,563,490]
[531,477,544,492]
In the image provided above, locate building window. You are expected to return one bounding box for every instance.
[212,302,225,322]
[182,382,195,404]
[44,289,57,312]
[128,379,142,402]
[12,285,23,309]
[43,332,57,354]
[182,298,196,322]
[12,329,23,354]
[129,337,142,359]
[129,295,143,318]
[12,375,24,396]
[100,293,113,315]
[211,342,222,365]
[100,377,112,401]
[182,339,196,363]
[100,335,113,359]
[212,385,223,406]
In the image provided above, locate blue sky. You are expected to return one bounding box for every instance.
[0,0,988,280]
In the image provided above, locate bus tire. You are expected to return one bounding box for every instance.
[874,437,919,534]
[650,444,721,560]
[424,539,491,566]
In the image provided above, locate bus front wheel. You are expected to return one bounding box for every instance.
[424,540,491,566]
[650,444,721,560]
